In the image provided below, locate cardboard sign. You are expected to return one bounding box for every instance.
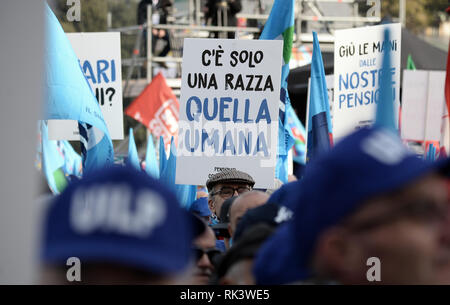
[176,39,283,188]
[401,70,446,143]
[333,24,401,143]
[48,32,124,140]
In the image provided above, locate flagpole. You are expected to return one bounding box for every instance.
[146,3,153,141]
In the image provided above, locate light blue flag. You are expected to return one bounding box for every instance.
[306,32,333,162]
[145,135,159,179]
[41,121,67,194]
[44,4,113,172]
[160,136,176,186]
[286,104,307,164]
[260,0,295,183]
[160,138,197,208]
[127,128,140,170]
[159,136,168,175]
[374,28,397,133]
[275,154,288,184]
[177,184,197,210]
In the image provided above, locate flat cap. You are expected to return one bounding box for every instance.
[206,169,255,191]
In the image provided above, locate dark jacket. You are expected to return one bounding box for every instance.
[205,0,242,27]
[137,0,152,25]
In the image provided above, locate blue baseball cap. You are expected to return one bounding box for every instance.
[189,197,211,217]
[41,165,203,275]
[265,180,301,210]
[254,126,450,284]
[233,202,293,242]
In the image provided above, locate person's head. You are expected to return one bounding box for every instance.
[191,226,220,285]
[233,202,293,243]
[313,173,448,284]
[254,127,450,285]
[228,191,268,238]
[210,196,237,250]
[40,165,203,285]
[216,224,275,285]
[219,196,237,223]
[189,197,212,223]
[206,169,255,218]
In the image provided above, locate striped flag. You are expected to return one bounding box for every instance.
[259,0,296,182]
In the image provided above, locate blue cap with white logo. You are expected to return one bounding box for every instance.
[41,165,202,275]
[254,127,450,284]
[189,197,211,217]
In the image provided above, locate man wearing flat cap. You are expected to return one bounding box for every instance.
[206,169,255,224]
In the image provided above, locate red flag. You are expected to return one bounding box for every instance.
[442,29,450,153]
[125,73,179,148]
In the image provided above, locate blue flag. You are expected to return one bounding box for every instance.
[40,121,67,194]
[127,128,140,170]
[159,138,197,209]
[44,4,113,173]
[177,184,197,210]
[286,104,307,164]
[159,136,168,175]
[145,135,159,179]
[374,28,397,133]
[306,32,333,162]
[160,137,176,187]
[259,0,296,182]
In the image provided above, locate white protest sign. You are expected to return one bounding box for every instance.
[401,70,446,143]
[48,32,124,140]
[333,23,401,143]
[176,39,283,188]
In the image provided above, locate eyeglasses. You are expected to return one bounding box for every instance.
[343,199,448,233]
[192,247,221,262]
[211,186,251,198]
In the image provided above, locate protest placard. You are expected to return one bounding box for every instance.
[48,32,124,140]
[401,70,446,143]
[333,24,401,143]
[175,39,283,188]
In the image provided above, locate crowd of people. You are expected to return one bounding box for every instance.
[39,125,450,285]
